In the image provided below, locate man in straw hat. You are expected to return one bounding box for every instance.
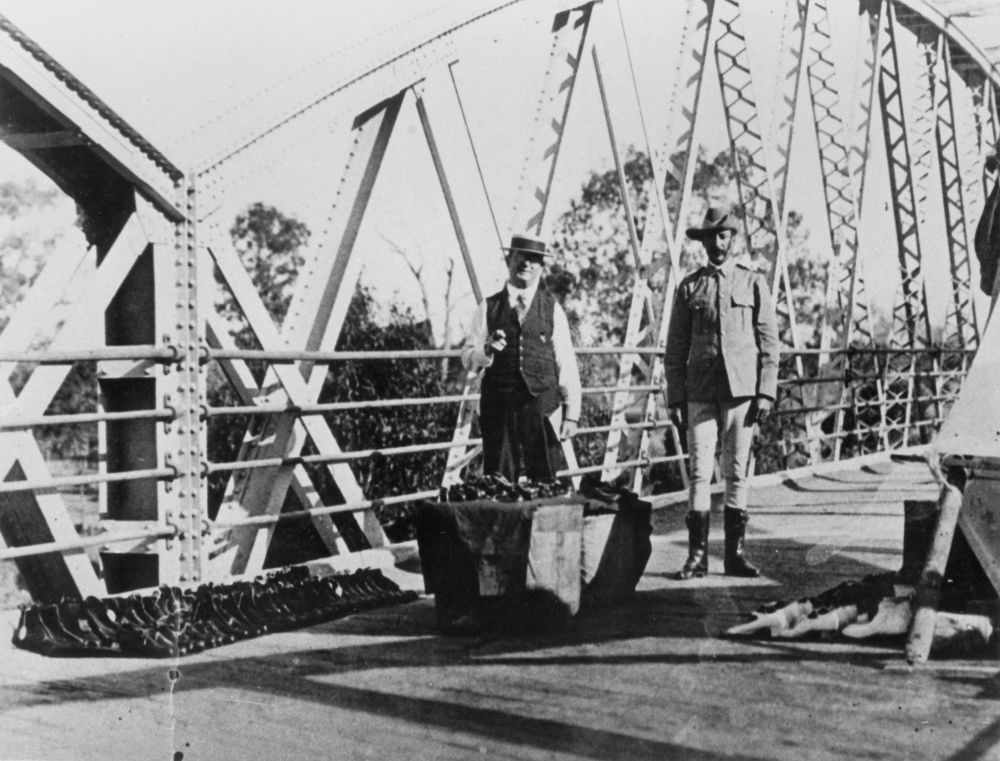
[665,206,779,579]
[462,233,581,483]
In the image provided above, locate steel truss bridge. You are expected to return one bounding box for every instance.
[0,0,997,603]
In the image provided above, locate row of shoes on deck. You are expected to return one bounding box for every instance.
[12,566,416,658]
[441,474,571,503]
[724,572,995,655]
[725,573,897,639]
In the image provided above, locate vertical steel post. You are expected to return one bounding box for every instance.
[171,176,206,586]
[413,70,503,489]
[929,38,979,342]
[612,0,715,491]
[850,0,891,453]
[805,0,874,460]
[593,45,651,487]
[714,0,813,468]
[875,0,934,449]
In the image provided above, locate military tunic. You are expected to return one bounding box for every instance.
[665,258,779,406]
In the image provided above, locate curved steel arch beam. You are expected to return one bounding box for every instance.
[895,0,1000,91]
[194,0,591,178]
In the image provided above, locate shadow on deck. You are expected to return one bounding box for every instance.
[2,461,998,761]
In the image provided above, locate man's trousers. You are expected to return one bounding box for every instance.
[480,379,563,482]
[686,398,755,513]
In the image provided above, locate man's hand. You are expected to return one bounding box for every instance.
[668,403,687,430]
[560,419,578,440]
[484,329,506,356]
[753,396,773,425]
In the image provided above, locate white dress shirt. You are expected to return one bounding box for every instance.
[462,282,582,422]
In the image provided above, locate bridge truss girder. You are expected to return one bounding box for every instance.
[0,0,998,599]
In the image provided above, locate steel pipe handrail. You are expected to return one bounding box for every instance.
[784,346,976,356]
[0,345,178,364]
[575,420,667,435]
[210,348,463,362]
[206,344,973,364]
[207,346,666,363]
[0,526,175,561]
[206,394,481,417]
[206,439,481,475]
[205,385,664,420]
[0,408,175,431]
[574,347,663,356]
[207,417,675,473]
[0,467,176,495]
[209,450,691,532]
[210,489,441,530]
[583,384,662,396]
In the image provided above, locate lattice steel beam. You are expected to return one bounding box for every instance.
[927,34,980,350]
[510,1,595,235]
[905,16,948,434]
[715,0,813,467]
[947,47,991,271]
[655,0,715,249]
[766,0,809,223]
[805,0,885,460]
[876,0,934,449]
[807,0,876,349]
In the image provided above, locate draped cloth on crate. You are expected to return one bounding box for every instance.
[580,488,653,606]
[416,500,535,599]
[415,498,583,633]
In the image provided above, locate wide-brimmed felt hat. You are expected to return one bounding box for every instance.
[685,206,738,240]
[502,233,553,257]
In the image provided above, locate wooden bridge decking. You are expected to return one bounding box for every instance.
[2,460,999,761]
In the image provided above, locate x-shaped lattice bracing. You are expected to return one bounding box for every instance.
[1,213,150,468]
[0,213,150,596]
[205,93,407,576]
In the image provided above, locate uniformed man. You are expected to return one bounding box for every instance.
[462,234,581,483]
[665,206,779,579]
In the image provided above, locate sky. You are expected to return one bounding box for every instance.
[0,0,989,345]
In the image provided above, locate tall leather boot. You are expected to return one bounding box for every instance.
[723,507,760,577]
[675,510,710,580]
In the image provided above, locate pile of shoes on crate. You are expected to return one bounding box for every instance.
[440,473,572,503]
[577,475,639,513]
[12,566,417,658]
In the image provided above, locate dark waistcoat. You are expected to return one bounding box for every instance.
[484,288,558,396]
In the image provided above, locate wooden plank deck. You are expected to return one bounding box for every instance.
[2,460,999,761]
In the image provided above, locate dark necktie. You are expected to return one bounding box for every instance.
[515,293,528,323]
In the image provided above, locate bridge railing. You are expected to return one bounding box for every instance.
[0,342,966,572]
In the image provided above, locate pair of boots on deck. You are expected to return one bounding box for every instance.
[676,507,759,579]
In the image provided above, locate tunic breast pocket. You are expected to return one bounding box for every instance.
[730,291,754,333]
[690,297,712,335]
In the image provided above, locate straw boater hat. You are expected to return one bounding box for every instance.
[503,233,553,257]
[685,206,738,240]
